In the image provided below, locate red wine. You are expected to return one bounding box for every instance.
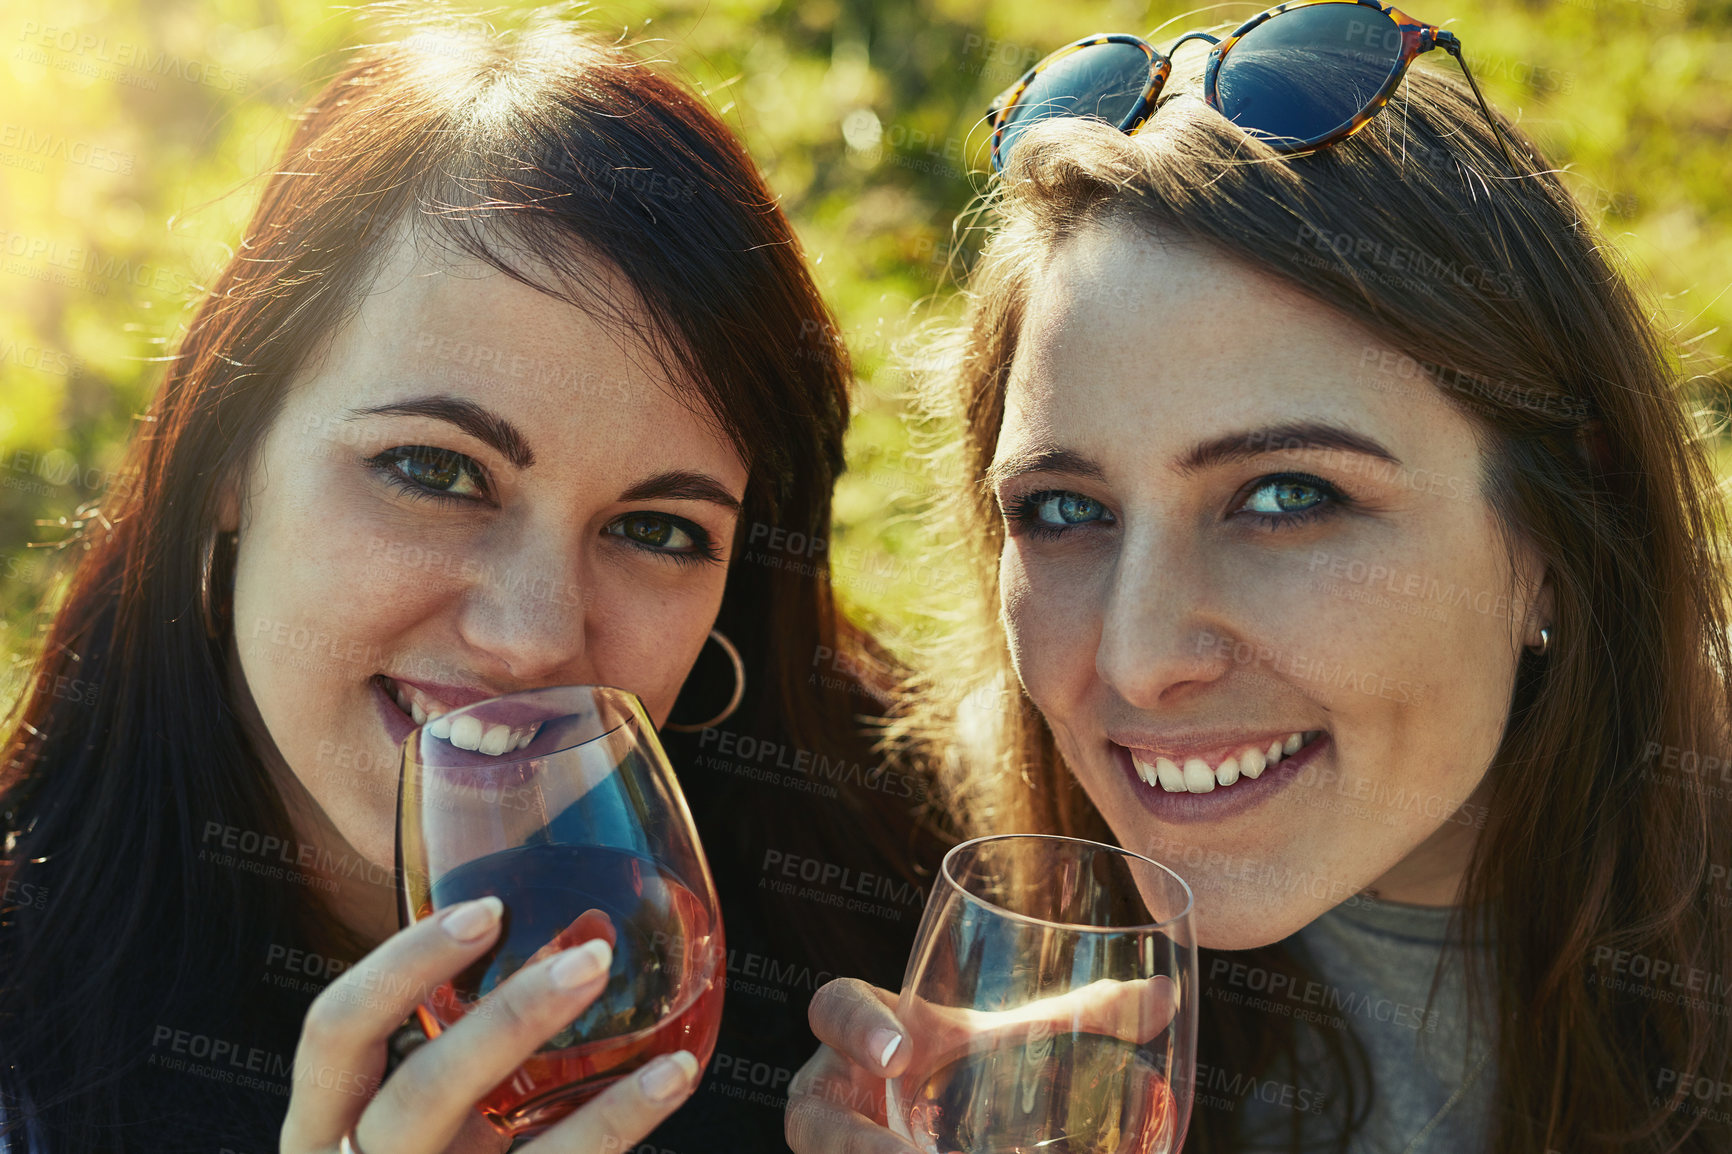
[415,842,724,1136]
[893,1031,1175,1154]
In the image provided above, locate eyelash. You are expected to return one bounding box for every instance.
[1233,472,1350,530]
[362,445,723,566]
[1001,490,1113,540]
[364,445,491,506]
[1002,472,1351,539]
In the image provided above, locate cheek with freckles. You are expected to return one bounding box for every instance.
[581,581,721,726]
[999,542,1106,733]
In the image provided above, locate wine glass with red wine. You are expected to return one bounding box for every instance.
[396,685,724,1139]
[886,834,1196,1154]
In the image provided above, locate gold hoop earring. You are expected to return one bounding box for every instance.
[200,530,237,639]
[663,629,746,733]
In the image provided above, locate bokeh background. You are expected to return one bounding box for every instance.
[1,0,1728,684]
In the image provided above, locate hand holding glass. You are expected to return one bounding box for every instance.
[887,834,1196,1154]
[396,685,725,1138]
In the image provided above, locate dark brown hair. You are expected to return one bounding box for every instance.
[899,55,1732,1154]
[0,12,899,1149]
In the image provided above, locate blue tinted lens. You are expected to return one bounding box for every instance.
[997,41,1153,169]
[1215,5,1405,146]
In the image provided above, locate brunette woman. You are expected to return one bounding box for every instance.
[0,14,940,1153]
[789,8,1732,1153]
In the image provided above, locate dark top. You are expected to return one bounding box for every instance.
[642,722,947,1151]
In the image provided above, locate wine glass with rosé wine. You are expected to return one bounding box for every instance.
[396,685,724,1138]
[886,834,1196,1154]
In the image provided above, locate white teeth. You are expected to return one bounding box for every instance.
[478,723,512,756]
[1182,758,1215,793]
[428,714,452,739]
[1130,733,1322,795]
[448,714,484,751]
[384,677,462,735]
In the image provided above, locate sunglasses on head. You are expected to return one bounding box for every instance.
[987,0,1519,173]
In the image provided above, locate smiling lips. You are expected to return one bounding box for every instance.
[1126,730,1325,794]
[377,675,541,755]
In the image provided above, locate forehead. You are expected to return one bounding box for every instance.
[998,220,1458,459]
[331,229,651,390]
[286,228,743,473]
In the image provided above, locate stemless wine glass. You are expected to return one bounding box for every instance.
[396,685,725,1138]
[887,834,1197,1154]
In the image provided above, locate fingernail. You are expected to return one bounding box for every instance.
[443,896,503,942]
[637,1051,699,1102]
[868,1028,902,1069]
[550,939,613,990]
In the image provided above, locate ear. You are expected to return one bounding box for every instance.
[1523,562,1555,650]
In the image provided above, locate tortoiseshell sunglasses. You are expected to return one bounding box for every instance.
[988,0,1518,172]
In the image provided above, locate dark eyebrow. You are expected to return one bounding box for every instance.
[984,422,1400,490]
[1178,421,1401,474]
[619,470,743,515]
[983,447,1108,490]
[345,396,535,470]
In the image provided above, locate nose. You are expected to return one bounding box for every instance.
[453,522,590,684]
[1096,528,1236,710]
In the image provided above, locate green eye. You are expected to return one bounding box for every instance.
[1235,473,1349,528]
[368,446,490,502]
[609,514,696,551]
[1033,492,1109,526]
[604,513,720,567]
[1242,478,1327,515]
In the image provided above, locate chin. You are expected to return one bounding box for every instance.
[1192,908,1307,952]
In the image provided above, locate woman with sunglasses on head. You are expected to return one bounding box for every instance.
[0,13,945,1154]
[787,4,1732,1152]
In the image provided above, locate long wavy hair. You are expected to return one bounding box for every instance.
[0,12,909,1150]
[896,54,1732,1154]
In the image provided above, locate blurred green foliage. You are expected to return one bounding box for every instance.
[0,0,1728,672]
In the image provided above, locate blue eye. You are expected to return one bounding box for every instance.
[605,513,721,567]
[1236,474,1342,526]
[365,445,491,503]
[1005,490,1115,538]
